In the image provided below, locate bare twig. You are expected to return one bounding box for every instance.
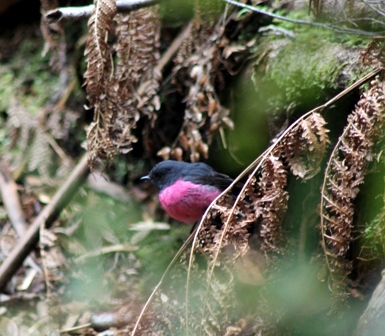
[0,154,89,289]
[45,0,159,23]
[0,161,27,237]
[0,160,42,275]
[156,21,193,73]
[224,0,384,36]
[74,244,138,263]
[59,323,92,334]
[361,0,385,18]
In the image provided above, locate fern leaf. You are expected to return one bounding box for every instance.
[320,78,385,305]
[84,0,118,166]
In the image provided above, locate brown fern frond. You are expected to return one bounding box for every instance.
[362,37,385,68]
[257,152,289,254]
[112,7,161,154]
[189,111,329,331]
[84,0,117,107]
[193,112,328,261]
[283,112,329,179]
[115,7,160,89]
[158,1,232,162]
[320,77,385,303]
[131,110,330,334]
[132,73,383,334]
[84,0,118,166]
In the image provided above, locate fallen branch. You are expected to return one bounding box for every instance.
[0,161,28,238]
[45,0,159,23]
[0,154,89,290]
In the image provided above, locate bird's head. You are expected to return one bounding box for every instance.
[141,160,190,192]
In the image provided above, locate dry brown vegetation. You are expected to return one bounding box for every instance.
[1,0,385,335]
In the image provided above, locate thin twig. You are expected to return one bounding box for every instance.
[44,132,70,163]
[0,161,42,275]
[156,21,193,74]
[0,161,28,238]
[59,323,92,334]
[75,244,138,263]
[362,0,385,17]
[0,154,89,289]
[224,0,385,36]
[45,0,159,23]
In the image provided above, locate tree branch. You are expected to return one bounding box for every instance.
[0,154,89,290]
[224,0,384,36]
[45,0,159,23]
[0,161,27,238]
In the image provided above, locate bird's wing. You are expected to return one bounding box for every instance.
[187,170,243,193]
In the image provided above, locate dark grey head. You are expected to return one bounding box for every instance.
[141,160,218,192]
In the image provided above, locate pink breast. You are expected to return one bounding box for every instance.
[158,180,222,223]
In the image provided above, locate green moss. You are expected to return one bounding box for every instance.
[16,45,59,112]
[267,40,344,102]
[0,38,60,116]
[251,12,373,114]
[272,8,372,48]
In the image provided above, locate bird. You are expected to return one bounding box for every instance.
[141,160,237,224]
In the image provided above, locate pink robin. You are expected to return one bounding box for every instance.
[141,160,236,224]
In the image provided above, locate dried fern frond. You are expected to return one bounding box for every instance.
[6,99,74,182]
[283,112,330,179]
[112,7,161,154]
[257,153,288,254]
[132,111,330,335]
[115,7,160,91]
[196,112,328,259]
[320,77,385,304]
[157,1,234,162]
[85,3,161,164]
[185,112,328,331]
[84,0,118,166]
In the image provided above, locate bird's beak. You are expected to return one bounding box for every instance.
[140,175,151,181]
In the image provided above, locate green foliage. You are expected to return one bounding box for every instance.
[2,40,58,115]
[361,146,385,258]
[251,18,372,116]
[267,40,343,102]
[159,0,194,26]
[62,187,190,303]
[0,37,82,181]
[273,8,371,48]
[0,67,15,111]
